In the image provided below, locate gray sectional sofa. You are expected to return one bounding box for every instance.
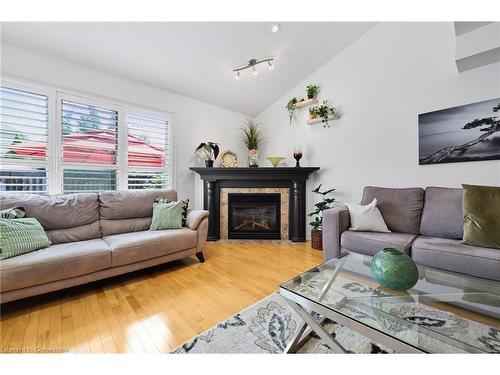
[323,186,500,281]
[0,189,209,303]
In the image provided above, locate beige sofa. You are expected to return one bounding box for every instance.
[0,189,209,303]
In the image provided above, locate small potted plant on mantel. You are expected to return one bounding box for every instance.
[195,142,220,167]
[308,184,336,250]
[241,117,263,167]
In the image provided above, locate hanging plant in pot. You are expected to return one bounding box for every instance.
[241,117,263,167]
[195,142,220,167]
[308,184,336,250]
[286,97,298,125]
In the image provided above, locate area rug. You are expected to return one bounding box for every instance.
[172,284,499,354]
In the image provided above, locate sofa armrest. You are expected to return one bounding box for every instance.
[186,209,209,230]
[322,205,350,261]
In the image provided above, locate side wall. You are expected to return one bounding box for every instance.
[0,43,247,209]
[256,23,500,225]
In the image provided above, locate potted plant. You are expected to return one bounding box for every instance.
[286,97,298,125]
[308,184,336,250]
[316,100,338,127]
[195,142,220,167]
[309,107,318,120]
[306,84,320,99]
[241,117,263,167]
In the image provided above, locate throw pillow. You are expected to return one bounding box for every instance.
[345,198,391,233]
[0,207,26,219]
[462,184,500,249]
[150,200,184,230]
[155,197,189,226]
[0,218,51,260]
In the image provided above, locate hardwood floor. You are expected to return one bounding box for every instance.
[0,241,323,353]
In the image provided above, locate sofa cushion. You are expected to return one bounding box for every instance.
[411,236,500,281]
[99,189,178,220]
[420,187,463,239]
[0,193,100,244]
[0,239,111,292]
[361,186,424,235]
[341,230,416,256]
[100,217,152,237]
[103,228,197,267]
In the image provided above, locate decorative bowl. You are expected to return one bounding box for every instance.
[370,248,419,291]
[266,156,285,167]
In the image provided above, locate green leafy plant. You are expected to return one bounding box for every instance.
[308,184,336,231]
[241,117,263,150]
[306,85,320,99]
[286,97,298,125]
[195,142,220,161]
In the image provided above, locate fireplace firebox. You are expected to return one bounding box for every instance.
[228,193,281,239]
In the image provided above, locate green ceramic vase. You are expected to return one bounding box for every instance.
[371,248,419,291]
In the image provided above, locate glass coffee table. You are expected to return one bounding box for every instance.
[279,252,500,353]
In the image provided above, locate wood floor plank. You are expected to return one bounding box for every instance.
[1,241,323,353]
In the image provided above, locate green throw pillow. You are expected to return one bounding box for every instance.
[0,207,26,219]
[462,184,500,249]
[149,200,184,230]
[155,197,189,226]
[0,218,51,260]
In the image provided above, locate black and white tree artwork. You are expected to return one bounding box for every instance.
[419,98,500,165]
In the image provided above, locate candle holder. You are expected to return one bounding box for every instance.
[293,147,303,168]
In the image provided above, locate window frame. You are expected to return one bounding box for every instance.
[1,76,174,195]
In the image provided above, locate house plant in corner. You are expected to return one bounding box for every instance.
[241,117,263,167]
[195,142,220,167]
[308,184,336,250]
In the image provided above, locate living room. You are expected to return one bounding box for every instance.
[1,0,499,373]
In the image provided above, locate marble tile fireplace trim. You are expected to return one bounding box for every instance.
[220,188,289,240]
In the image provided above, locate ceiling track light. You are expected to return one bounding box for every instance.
[271,24,281,33]
[233,57,274,80]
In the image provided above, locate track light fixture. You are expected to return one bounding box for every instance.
[233,57,274,80]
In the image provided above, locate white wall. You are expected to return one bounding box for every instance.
[256,22,500,219]
[1,43,247,208]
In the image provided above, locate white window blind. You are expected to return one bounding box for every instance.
[0,86,49,193]
[61,99,119,193]
[127,113,170,189]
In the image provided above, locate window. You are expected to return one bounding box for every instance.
[0,80,173,195]
[0,86,49,193]
[60,98,119,193]
[127,113,170,189]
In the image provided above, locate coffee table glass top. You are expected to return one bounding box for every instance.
[280,252,500,353]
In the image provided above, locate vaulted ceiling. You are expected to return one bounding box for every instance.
[1,22,375,115]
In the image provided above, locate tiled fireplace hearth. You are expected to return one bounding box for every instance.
[190,167,319,242]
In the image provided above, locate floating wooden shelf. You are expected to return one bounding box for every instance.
[294,98,318,109]
[307,114,339,125]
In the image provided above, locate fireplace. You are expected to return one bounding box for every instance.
[228,193,281,239]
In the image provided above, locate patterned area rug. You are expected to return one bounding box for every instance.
[172,287,499,354]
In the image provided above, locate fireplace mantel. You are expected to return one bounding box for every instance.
[190,167,319,242]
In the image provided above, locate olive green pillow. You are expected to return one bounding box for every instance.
[149,200,184,231]
[462,184,500,249]
[0,218,51,260]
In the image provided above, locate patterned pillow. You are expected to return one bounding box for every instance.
[0,218,51,260]
[155,197,189,226]
[0,207,26,219]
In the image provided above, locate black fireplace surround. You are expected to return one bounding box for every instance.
[190,167,319,242]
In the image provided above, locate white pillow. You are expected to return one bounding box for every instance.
[345,198,390,232]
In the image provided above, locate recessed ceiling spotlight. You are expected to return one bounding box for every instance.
[271,24,281,33]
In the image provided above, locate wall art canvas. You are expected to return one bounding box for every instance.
[419,98,500,165]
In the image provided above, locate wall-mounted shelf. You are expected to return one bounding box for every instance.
[307,114,340,125]
[294,98,318,109]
